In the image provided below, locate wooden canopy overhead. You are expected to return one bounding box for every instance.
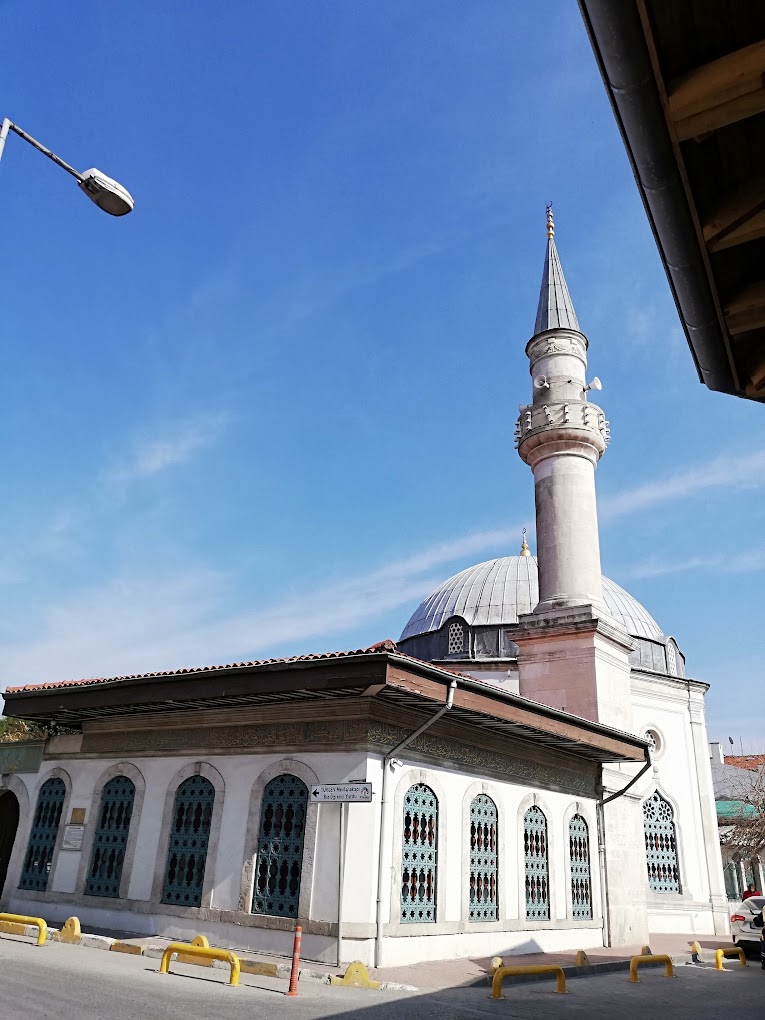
[581,0,765,401]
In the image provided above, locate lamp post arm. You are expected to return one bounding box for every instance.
[0,118,83,181]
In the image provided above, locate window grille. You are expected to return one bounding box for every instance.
[643,791,681,893]
[448,621,464,655]
[19,778,66,891]
[161,775,215,907]
[524,805,549,920]
[569,814,592,919]
[666,642,677,676]
[85,776,135,898]
[252,774,308,918]
[469,794,498,921]
[401,783,438,923]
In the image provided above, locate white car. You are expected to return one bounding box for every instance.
[730,896,765,955]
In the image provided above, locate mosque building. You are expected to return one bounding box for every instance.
[0,210,728,966]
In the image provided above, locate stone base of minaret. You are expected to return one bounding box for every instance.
[511,604,650,946]
[512,604,633,730]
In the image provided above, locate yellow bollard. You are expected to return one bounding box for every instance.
[491,964,566,998]
[177,934,212,966]
[55,917,81,944]
[714,947,747,971]
[0,912,47,947]
[159,941,241,986]
[628,954,674,983]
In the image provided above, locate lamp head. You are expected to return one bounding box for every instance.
[78,168,134,216]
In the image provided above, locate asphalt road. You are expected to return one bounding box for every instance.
[1,936,763,1019]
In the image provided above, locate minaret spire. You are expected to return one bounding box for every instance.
[533,203,580,336]
[516,206,610,613]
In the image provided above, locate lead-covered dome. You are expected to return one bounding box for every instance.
[399,555,682,677]
[400,555,663,641]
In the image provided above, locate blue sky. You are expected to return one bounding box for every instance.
[0,2,762,748]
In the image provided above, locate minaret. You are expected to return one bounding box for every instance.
[516,206,610,613]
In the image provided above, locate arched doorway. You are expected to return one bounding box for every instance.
[0,790,20,897]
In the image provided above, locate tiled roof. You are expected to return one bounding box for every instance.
[724,754,765,771]
[4,639,400,695]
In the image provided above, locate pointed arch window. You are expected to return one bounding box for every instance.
[252,774,308,918]
[643,791,681,893]
[85,776,136,898]
[524,805,549,920]
[161,775,215,907]
[469,794,498,921]
[19,778,66,891]
[401,783,438,922]
[569,814,592,919]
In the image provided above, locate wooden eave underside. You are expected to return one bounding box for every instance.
[640,0,765,399]
[4,657,645,765]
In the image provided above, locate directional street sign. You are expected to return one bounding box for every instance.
[310,783,373,803]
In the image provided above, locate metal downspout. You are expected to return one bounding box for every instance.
[597,750,652,947]
[374,678,457,969]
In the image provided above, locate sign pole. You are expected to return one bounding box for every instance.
[337,801,346,967]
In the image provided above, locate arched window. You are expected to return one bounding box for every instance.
[569,814,592,919]
[524,805,549,920]
[161,775,215,907]
[469,794,498,921]
[19,777,66,891]
[85,776,136,898]
[448,621,464,655]
[643,791,681,893]
[666,641,677,676]
[401,783,438,922]
[252,774,308,918]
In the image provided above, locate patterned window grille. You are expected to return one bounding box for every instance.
[161,775,215,907]
[569,814,592,919]
[252,774,308,918]
[85,776,136,898]
[469,795,498,921]
[448,621,464,655]
[643,791,681,893]
[19,778,66,891]
[401,783,438,923]
[666,642,677,676]
[524,806,550,920]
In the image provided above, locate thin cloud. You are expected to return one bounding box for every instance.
[600,449,765,520]
[626,548,765,580]
[105,412,230,487]
[0,523,527,688]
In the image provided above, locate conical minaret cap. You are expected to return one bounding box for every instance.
[533,205,580,335]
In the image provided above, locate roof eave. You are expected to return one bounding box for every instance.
[578,0,741,399]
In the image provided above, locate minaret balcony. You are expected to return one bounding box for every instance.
[515,400,609,458]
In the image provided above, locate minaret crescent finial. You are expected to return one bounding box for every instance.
[546,203,554,240]
[520,527,530,556]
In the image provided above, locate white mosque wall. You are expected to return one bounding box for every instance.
[2,745,608,966]
[629,673,729,936]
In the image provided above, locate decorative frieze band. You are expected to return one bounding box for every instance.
[80,719,595,796]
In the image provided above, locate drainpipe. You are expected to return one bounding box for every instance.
[374,678,457,969]
[596,749,652,948]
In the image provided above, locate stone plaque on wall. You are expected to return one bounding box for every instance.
[61,824,85,851]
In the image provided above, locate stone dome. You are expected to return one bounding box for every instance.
[399,555,664,642]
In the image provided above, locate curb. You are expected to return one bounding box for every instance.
[476,952,711,987]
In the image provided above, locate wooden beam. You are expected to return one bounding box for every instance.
[724,281,765,335]
[703,177,765,252]
[668,39,765,140]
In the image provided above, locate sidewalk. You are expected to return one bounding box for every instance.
[95,929,736,991]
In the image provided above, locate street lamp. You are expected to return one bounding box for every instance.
[0,118,134,216]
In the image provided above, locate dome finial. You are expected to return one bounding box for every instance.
[546,202,554,240]
[520,527,531,556]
